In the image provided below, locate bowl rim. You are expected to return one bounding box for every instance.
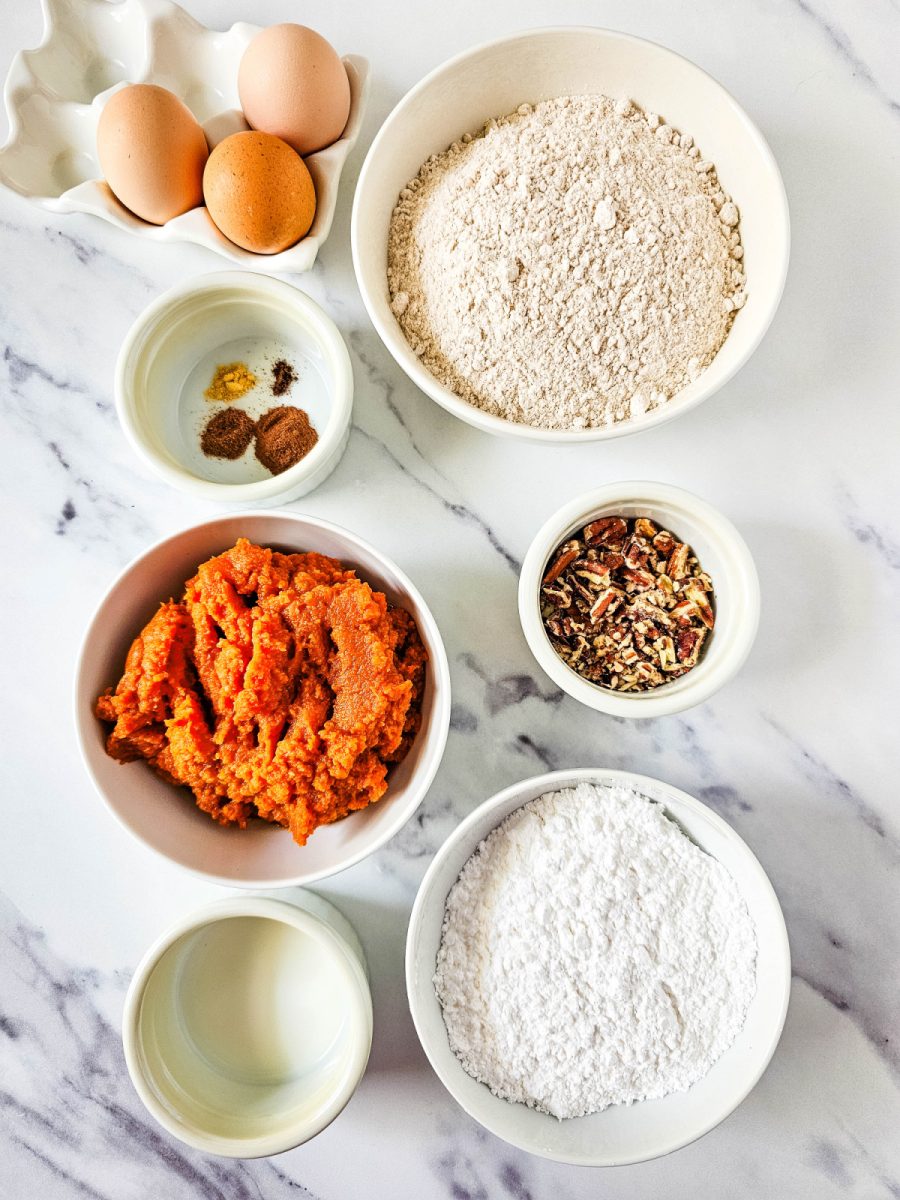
[405,766,792,1166]
[518,481,761,717]
[122,895,373,1157]
[351,24,790,444]
[114,270,354,501]
[73,509,452,887]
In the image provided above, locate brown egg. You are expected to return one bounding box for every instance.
[97,84,208,225]
[203,131,316,254]
[238,24,351,156]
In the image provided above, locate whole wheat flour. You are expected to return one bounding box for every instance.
[388,96,746,430]
[434,782,757,1119]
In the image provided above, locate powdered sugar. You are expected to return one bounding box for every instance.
[388,96,746,431]
[434,782,757,1119]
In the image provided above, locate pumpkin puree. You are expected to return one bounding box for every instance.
[95,539,427,846]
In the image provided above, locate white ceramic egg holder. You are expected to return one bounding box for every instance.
[0,0,370,272]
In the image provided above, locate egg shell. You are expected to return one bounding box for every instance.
[203,131,316,255]
[97,84,208,225]
[238,24,351,157]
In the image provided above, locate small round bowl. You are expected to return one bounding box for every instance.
[74,510,451,887]
[124,892,372,1157]
[352,27,789,443]
[518,481,760,717]
[115,272,353,505]
[406,767,791,1166]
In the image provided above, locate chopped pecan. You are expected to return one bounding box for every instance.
[583,516,627,549]
[572,560,611,587]
[622,535,651,568]
[597,550,625,572]
[667,542,690,580]
[543,541,580,584]
[589,587,623,622]
[634,517,658,540]
[622,565,656,590]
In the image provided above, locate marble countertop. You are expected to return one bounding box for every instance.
[2,0,898,1196]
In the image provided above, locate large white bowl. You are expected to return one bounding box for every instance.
[352,27,789,443]
[406,768,791,1166]
[75,511,451,887]
[518,482,760,717]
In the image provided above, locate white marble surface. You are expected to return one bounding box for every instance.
[1,0,899,1195]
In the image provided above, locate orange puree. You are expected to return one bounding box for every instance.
[95,539,427,846]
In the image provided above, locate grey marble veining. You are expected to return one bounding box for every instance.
[1,0,899,1197]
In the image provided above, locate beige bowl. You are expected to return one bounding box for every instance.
[352,27,789,442]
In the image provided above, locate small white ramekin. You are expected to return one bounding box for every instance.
[518,482,760,717]
[115,272,353,505]
[123,892,372,1158]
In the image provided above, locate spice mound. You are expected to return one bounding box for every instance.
[271,358,297,397]
[388,95,745,431]
[200,407,256,460]
[205,361,256,402]
[434,782,757,1119]
[541,515,714,691]
[255,405,318,474]
[94,539,427,847]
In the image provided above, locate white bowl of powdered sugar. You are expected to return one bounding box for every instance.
[406,768,790,1165]
[352,28,789,441]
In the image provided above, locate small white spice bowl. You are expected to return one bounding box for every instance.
[518,481,760,717]
[352,26,789,442]
[406,767,791,1166]
[123,891,373,1157]
[115,272,353,506]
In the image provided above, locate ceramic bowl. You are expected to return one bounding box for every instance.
[406,767,791,1166]
[0,0,369,272]
[74,510,451,887]
[518,481,760,717]
[123,891,372,1157]
[115,272,353,505]
[352,26,789,442]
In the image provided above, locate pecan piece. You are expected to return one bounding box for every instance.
[684,580,715,628]
[667,542,690,580]
[634,517,658,540]
[589,587,623,622]
[653,529,676,557]
[543,541,579,584]
[583,516,627,549]
[572,559,611,587]
[622,565,656,590]
[622,535,651,568]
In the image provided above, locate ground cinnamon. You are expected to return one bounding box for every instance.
[200,407,256,460]
[254,406,318,475]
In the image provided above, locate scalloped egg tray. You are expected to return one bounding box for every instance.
[0,0,370,271]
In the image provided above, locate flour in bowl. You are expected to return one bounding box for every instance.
[434,782,757,1119]
[388,96,746,430]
